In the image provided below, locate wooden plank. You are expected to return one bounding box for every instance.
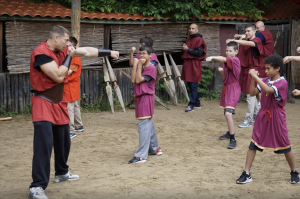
[24,73,30,108]
[0,74,3,109]
[12,75,19,113]
[80,70,84,106]
[88,70,94,104]
[84,70,89,104]
[95,70,99,103]
[3,74,7,111]
[6,74,11,112]
[18,74,24,112]
[71,0,81,46]
[0,22,3,73]
[103,24,111,49]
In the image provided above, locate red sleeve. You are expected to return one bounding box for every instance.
[252,37,264,56]
[225,57,233,71]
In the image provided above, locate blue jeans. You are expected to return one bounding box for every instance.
[187,82,200,108]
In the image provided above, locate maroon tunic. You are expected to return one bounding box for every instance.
[219,57,241,109]
[30,41,69,125]
[134,65,156,119]
[238,37,264,93]
[260,29,274,57]
[251,77,290,151]
[181,35,207,82]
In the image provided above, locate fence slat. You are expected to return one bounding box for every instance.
[84,70,89,104]
[18,74,24,111]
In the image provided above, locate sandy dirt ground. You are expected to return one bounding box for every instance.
[0,99,300,199]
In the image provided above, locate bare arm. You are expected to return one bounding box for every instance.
[283,56,300,64]
[232,39,256,47]
[129,47,136,66]
[135,59,146,84]
[131,58,139,83]
[206,56,227,63]
[40,61,68,83]
[249,69,274,96]
[72,47,119,59]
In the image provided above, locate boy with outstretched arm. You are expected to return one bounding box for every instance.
[206,42,241,149]
[129,45,162,164]
[236,54,299,184]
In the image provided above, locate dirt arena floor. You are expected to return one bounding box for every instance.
[0,99,300,199]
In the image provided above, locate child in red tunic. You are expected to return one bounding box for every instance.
[128,45,162,164]
[236,54,299,184]
[206,42,241,149]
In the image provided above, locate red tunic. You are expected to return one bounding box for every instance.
[181,36,207,82]
[238,37,264,93]
[258,29,274,78]
[63,57,82,102]
[30,41,70,125]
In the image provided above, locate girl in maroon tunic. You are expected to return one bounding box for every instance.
[206,42,241,149]
[236,54,299,184]
[129,45,162,164]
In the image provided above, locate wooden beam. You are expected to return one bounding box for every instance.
[103,24,110,49]
[71,0,81,46]
[0,22,3,73]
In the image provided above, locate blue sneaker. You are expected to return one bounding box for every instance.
[54,171,79,183]
[238,121,252,128]
[28,187,48,199]
[252,115,256,123]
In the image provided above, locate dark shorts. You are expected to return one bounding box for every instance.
[249,141,291,154]
[224,108,235,115]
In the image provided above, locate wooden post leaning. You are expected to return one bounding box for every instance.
[103,58,114,113]
[168,54,190,102]
[105,57,126,112]
[163,51,178,105]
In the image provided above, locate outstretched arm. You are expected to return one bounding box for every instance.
[227,39,256,47]
[71,47,119,59]
[283,56,300,64]
[206,56,226,63]
[129,47,136,66]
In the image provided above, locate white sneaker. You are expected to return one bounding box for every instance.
[28,187,48,199]
[238,121,252,128]
[54,171,79,183]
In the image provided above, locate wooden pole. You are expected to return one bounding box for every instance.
[0,22,3,73]
[71,0,81,46]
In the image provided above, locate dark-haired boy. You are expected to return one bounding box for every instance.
[227,24,264,128]
[129,36,158,67]
[206,42,241,149]
[129,45,162,164]
[236,54,299,184]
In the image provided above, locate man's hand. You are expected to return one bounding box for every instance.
[68,46,76,57]
[249,69,259,78]
[226,39,234,44]
[292,89,300,96]
[283,56,293,64]
[206,57,213,62]
[234,34,241,39]
[297,46,300,54]
[182,43,188,51]
[131,47,136,53]
[110,51,119,59]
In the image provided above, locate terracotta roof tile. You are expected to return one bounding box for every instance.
[0,0,299,22]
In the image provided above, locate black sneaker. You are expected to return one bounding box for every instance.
[128,157,147,164]
[75,126,84,132]
[185,106,194,112]
[236,171,252,184]
[290,170,300,184]
[228,139,236,149]
[70,133,76,139]
[219,131,230,140]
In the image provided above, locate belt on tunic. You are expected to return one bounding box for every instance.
[34,83,64,104]
[222,82,239,101]
[262,108,283,122]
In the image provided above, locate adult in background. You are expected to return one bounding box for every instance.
[29,25,119,199]
[64,37,84,139]
[181,23,207,112]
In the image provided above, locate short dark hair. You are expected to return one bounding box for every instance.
[264,54,283,72]
[49,25,70,38]
[140,36,153,47]
[69,36,78,46]
[226,41,238,51]
[245,24,256,31]
[139,45,154,54]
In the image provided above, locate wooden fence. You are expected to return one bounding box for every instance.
[0,66,186,113]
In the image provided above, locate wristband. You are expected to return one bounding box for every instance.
[98,49,111,57]
[62,55,72,69]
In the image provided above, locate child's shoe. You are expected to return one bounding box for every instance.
[290,170,300,184]
[128,157,147,164]
[219,131,230,140]
[236,171,252,184]
[228,139,236,149]
[238,121,252,128]
[185,106,194,112]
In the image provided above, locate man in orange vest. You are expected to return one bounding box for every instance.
[64,37,84,139]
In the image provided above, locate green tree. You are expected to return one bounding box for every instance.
[28,0,272,21]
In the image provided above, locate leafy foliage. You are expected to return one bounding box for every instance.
[197,68,221,100]
[27,0,272,21]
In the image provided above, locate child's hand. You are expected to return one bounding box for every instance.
[249,69,258,77]
[206,57,213,62]
[138,59,146,65]
[131,47,136,53]
[292,89,300,96]
[297,46,300,54]
[283,56,292,64]
[218,67,223,72]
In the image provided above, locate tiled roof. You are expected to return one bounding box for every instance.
[0,0,299,22]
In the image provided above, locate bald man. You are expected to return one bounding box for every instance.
[181,23,207,112]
